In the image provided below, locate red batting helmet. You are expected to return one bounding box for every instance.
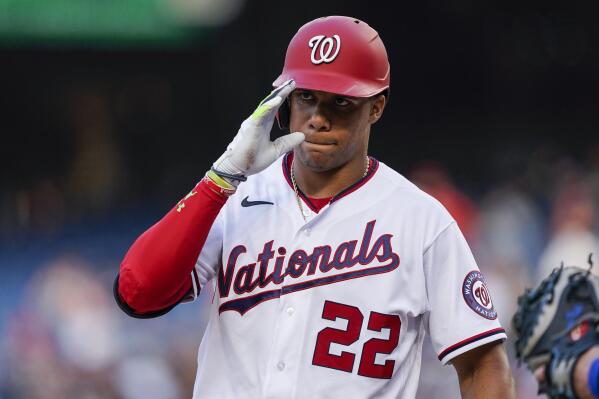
[273,16,390,98]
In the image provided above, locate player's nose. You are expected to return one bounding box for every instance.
[307,103,332,132]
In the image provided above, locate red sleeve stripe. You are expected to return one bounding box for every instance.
[437,328,506,361]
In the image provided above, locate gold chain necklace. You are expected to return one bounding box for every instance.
[291,155,370,221]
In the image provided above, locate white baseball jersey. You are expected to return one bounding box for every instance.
[188,153,506,399]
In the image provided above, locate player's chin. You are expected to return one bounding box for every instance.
[297,144,337,171]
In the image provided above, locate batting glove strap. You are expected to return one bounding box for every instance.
[210,167,247,183]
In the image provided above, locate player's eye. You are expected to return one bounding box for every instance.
[298,91,314,101]
[335,97,351,106]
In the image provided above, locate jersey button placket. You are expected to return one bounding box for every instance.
[262,299,293,398]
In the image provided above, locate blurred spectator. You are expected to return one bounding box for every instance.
[1,253,207,399]
[478,185,544,275]
[115,355,181,399]
[586,145,599,225]
[409,161,480,244]
[537,176,599,280]
[3,257,122,398]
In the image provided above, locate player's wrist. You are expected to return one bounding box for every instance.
[203,170,237,198]
[210,161,247,188]
[586,357,599,398]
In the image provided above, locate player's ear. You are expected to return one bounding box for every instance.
[368,94,386,124]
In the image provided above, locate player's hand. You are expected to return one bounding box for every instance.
[533,346,599,399]
[213,80,304,179]
[512,259,599,399]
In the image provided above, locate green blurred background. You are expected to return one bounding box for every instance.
[0,0,213,45]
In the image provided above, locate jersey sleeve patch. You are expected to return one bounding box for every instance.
[461,270,497,320]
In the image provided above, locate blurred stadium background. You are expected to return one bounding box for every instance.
[1,0,598,398]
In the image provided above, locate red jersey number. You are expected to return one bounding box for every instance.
[312,300,401,379]
[312,301,363,372]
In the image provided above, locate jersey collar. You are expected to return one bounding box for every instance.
[281,152,379,212]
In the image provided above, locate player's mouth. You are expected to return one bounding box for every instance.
[304,140,335,146]
[302,141,336,152]
[303,136,336,146]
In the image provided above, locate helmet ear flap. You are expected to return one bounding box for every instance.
[276,97,291,131]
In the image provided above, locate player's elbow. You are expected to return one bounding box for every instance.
[114,261,192,318]
[114,265,152,315]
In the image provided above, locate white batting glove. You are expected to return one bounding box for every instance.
[213,80,304,181]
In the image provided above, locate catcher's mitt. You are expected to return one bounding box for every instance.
[512,254,599,398]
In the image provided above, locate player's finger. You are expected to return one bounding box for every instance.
[260,79,295,106]
[251,80,295,121]
[272,131,305,157]
[533,366,545,384]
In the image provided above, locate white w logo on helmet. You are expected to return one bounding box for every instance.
[308,35,341,64]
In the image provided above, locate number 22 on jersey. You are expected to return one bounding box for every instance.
[312,300,401,379]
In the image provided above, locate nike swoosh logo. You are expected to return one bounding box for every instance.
[241,196,274,207]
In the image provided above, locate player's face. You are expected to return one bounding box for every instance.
[289,89,385,172]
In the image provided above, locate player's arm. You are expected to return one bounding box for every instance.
[115,80,304,317]
[115,180,228,317]
[452,341,515,399]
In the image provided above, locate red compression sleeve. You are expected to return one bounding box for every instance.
[117,179,227,314]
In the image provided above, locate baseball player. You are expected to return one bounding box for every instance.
[114,16,515,398]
